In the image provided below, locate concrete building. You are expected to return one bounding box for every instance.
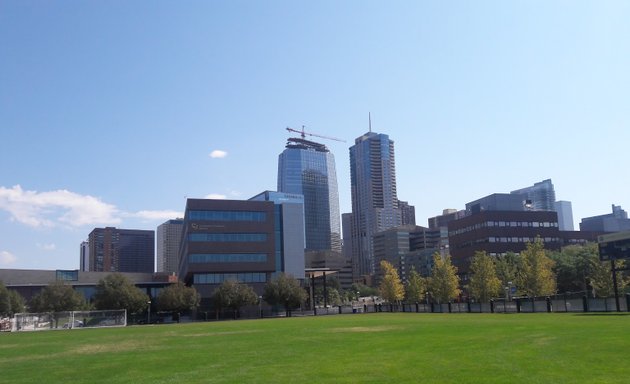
[80,241,90,272]
[398,200,416,226]
[278,136,341,253]
[349,131,402,280]
[554,200,574,231]
[580,205,630,232]
[157,219,184,274]
[373,225,440,285]
[88,227,155,273]
[0,268,176,303]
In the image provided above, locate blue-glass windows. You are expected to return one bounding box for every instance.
[188,210,266,222]
[189,233,268,242]
[189,253,268,263]
[193,273,267,284]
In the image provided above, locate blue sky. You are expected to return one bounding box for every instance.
[1,1,628,270]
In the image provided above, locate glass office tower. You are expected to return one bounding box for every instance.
[278,138,341,253]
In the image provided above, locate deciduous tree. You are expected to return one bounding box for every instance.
[590,259,628,298]
[93,273,149,315]
[469,251,501,302]
[213,280,258,319]
[263,273,307,317]
[157,281,200,315]
[29,281,87,313]
[379,260,405,304]
[428,253,461,303]
[404,267,426,303]
[517,238,556,297]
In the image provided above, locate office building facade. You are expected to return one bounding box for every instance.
[349,131,402,279]
[278,137,341,253]
[80,241,90,272]
[157,219,184,274]
[88,227,154,273]
[249,191,306,279]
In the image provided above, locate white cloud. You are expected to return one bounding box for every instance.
[0,185,120,228]
[0,251,17,266]
[205,193,227,199]
[37,243,57,251]
[209,150,228,159]
[133,210,183,221]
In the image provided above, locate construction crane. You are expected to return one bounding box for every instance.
[286,126,346,143]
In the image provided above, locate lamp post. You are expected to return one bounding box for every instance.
[147,300,151,324]
[258,296,263,318]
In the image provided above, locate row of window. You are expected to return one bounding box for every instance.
[189,253,268,263]
[188,233,268,242]
[488,237,560,243]
[188,210,267,222]
[193,273,267,284]
[450,220,558,236]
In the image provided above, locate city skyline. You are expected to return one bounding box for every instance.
[1,2,629,270]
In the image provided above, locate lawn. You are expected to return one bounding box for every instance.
[0,313,628,383]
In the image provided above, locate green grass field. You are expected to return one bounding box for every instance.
[1,313,628,383]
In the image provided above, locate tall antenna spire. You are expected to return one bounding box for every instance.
[369,112,372,133]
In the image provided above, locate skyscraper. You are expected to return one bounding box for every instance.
[157,219,184,274]
[88,227,154,273]
[277,136,341,253]
[349,131,402,279]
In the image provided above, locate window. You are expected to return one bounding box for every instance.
[193,273,267,284]
[189,233,268,242]
[189,210,267,222]
[56,270,78,281]
[189,254,268,263]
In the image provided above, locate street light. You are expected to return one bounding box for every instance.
[258,296,263,318]
[147,300,151,324]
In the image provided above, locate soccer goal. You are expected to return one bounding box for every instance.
[13,309,127,332]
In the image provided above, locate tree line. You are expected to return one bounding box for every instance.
[378,238,628,305]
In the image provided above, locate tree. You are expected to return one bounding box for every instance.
[314,286,342,306]
[351,282,379,298]
[93,273,149,315]
[469,251,501,302]
[8,290,25,315]
[549,243,597,293]
[0,281,12,316]
[379,260,405,304]
[29,281,87,313]
[494,252,520,290]
[263,273,307,317]
[157,282,200,318]
[428,253,461,303]
[213,280,258,319]
[517,238,556,297]
[405,267,426,303]
[590,259,628,298]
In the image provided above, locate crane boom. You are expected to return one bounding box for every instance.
[286,125,346,143]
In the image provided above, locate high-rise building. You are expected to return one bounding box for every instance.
[88,227,155,273]
[278,136,341,253]
[398,200,416,226]
[80,241,90,272]
[349,131,402,279]
[554,201,574,231]
[511,179,556,211]
[157,219,184,274]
